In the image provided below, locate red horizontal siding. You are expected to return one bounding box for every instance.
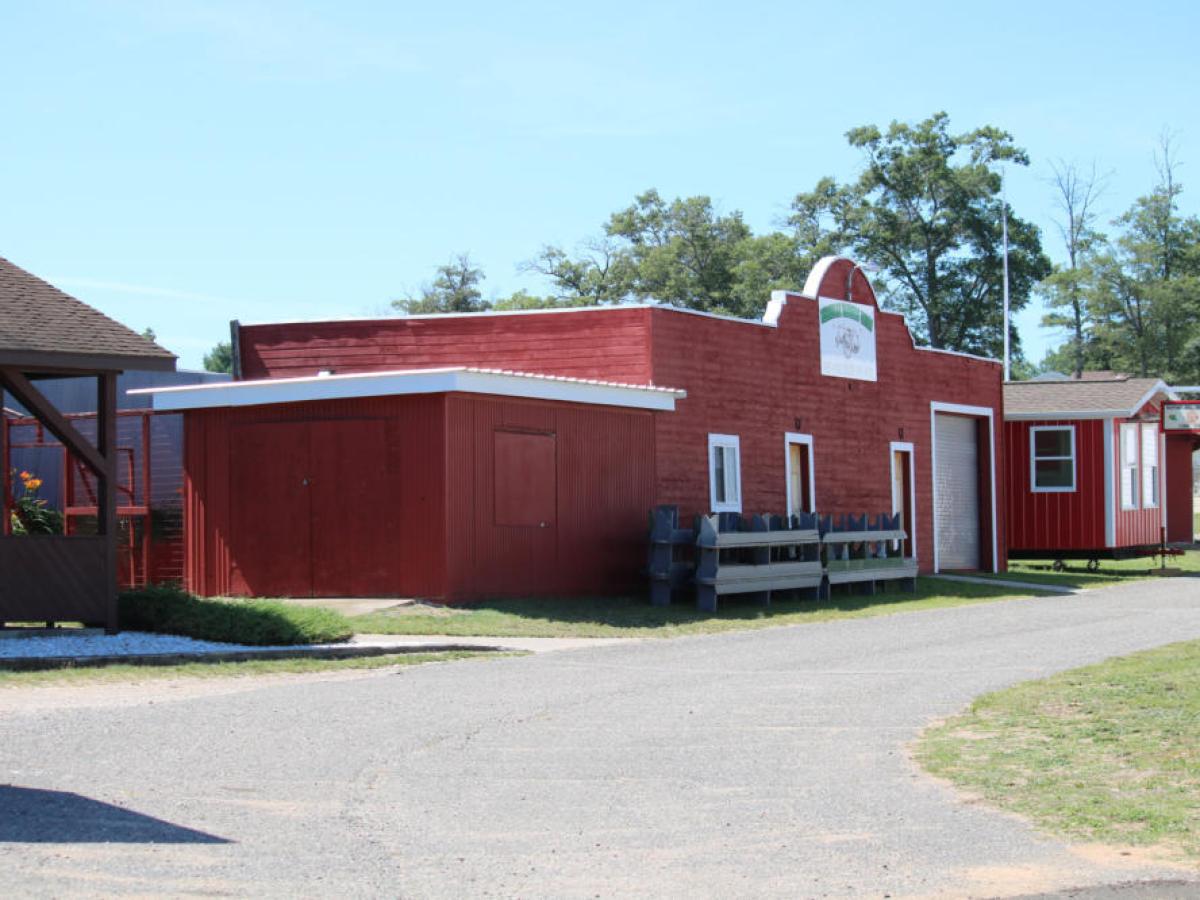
[1004,419,1106,552]
[648,259,1005,574]
[239,309,654,384]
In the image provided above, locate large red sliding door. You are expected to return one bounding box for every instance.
[227,419,394,597]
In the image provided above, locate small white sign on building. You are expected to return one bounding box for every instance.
[819,297,877,382]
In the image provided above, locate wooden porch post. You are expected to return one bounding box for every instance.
[98,372,118,633]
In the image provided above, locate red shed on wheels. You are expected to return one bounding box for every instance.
[138,257,1006,602]
[1003,375,1198,567]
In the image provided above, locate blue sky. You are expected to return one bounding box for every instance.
[3,0,1197,369]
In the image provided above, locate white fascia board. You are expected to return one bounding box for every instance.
[1004,409,1133,422]
[239,302,774,331]
[130,367,685,413]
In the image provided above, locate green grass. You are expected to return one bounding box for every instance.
[347,577,1051,639]
[983,550,1200,591]
[917,639,1200,862]
[0,651,502,687]
[119,584,353,645]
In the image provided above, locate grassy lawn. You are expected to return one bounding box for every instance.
[917,639,1200,862]
[0,651,501,688]
[347,577,1051,639]
[981,549,1200,592]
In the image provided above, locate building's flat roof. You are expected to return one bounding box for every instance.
[1003,376,1175,420]
[131,366,686,413]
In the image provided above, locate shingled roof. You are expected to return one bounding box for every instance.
[1004,376,1174,420]
[0,256,175,371]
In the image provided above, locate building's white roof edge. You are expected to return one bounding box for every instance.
[1004,410,1135,421]
[129,366,686,413]
[238,302,773,330]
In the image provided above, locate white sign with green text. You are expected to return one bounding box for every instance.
[819,297,877,382]
[1163,403,1200,432]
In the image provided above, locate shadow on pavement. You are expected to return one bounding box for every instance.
[0,785,231,844]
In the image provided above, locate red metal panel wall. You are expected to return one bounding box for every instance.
[183,395,447,598]
[1166,434,1197,543]
[239,308,654,383]
[647,263,1005,574]
[444,394,656,601]
[1003,419,1106,552]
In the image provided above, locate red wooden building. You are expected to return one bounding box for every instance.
[1003,375,1194,562]
[141,256,1005,601]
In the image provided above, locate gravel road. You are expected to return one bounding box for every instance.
[3,579,1199,898]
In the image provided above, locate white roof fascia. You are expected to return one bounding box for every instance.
[239,302,773,330]
[1004,409,1136,422]
[129,367,686,413]
[1131,380,1177,413]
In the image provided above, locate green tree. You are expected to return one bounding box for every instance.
[605,190,756,315]
[519,237,634,305]
[526,191,816,319]
[392,254,490,314]
[203,341,233,374]
[1039,161,1107,378]
[1087,137,1200,379]
[790,112,1052,357]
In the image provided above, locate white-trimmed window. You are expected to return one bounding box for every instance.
[708,433,742,513]
[1141,423,1160,508]
[1030,426,1075,492]
[1120,423,1139,510]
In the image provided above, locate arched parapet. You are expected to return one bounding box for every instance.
[802,255,881,307]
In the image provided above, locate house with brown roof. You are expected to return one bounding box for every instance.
[1002,374,1193,564]
[1,256,175,631]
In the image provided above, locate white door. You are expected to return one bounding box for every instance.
[934,414,980,570]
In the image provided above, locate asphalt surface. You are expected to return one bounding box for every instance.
[3,579,1200,899]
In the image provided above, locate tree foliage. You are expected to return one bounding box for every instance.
[1039,161,1107,377]
[1043,135,1200,381]
[392,253,489,314]
[203,341,233,374]
[790,112,1051,357]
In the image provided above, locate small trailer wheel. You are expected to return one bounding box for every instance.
[1052,559,1066,572]
[1086,558,1100,572]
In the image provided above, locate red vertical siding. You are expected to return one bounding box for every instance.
[239,308,654,383]
[1004,419,1106,552]
[444,394,656,600]
[183,395,447,597]
[1166,434,1198,543]
[1113,418,1166,547]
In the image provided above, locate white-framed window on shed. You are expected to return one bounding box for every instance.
[708,433,742,513]
[1119,423,1140,510]
[1141,423,1160,508]
[1030,426,1075,492]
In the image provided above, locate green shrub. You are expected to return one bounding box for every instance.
[118,585,353,646]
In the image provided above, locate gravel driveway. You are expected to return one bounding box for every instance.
[2,579,1199,898]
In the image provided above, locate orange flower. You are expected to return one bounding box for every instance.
[25,478,42,491]
[19,471,31,481]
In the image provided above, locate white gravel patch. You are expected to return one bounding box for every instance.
[0,631,317,659]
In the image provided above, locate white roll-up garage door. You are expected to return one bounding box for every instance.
[934,413,979,570]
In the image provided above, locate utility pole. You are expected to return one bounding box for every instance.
[1002,169,1011,382]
